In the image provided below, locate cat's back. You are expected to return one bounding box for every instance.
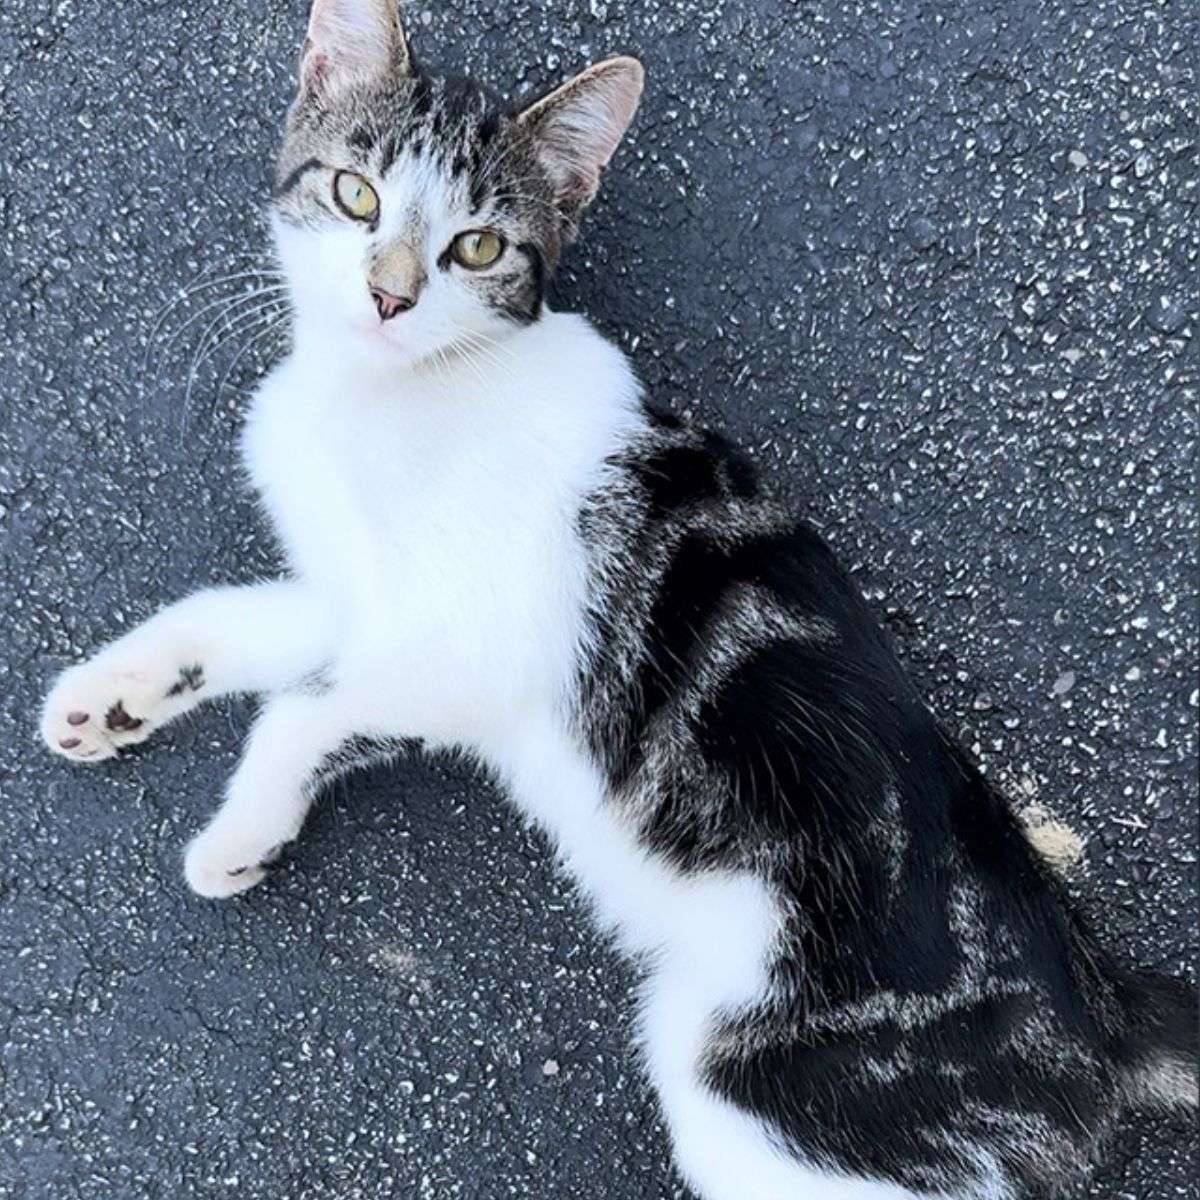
[574,414,1197,1197]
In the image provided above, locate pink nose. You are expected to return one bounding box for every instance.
[370,287,416,321]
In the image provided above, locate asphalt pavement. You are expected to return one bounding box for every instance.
[1,2,1195,1197]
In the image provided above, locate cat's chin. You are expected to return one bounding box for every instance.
[344,317,428,367]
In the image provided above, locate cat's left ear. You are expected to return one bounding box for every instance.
[300,0,411,92]
[519,56,644,220]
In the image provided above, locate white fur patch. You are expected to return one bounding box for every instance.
[1018,802,1085,875]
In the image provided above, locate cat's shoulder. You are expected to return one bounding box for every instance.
[528,309,639,396]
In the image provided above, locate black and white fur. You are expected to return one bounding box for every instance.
[41,3,1197,1197]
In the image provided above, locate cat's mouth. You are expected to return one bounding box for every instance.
[346,314,459,374]
[349,314,413,355]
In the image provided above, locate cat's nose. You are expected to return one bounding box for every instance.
[370,287,416,321]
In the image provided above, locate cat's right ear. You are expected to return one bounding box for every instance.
[299,0,410,92]
[518,57,644,221]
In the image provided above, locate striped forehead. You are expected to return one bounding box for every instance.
[352,74,509,199]
[370,153,461,248]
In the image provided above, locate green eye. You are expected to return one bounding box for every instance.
[451,229,504,269]
[333,171,379,222]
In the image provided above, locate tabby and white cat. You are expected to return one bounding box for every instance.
[40,2,1196,1197]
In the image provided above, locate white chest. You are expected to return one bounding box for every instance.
[238,317,640,740]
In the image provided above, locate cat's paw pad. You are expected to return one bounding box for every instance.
[39,702,119,762]
[41,658,204,763]
[184,830,284,899]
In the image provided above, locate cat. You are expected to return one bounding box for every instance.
[40,2,1196,1197]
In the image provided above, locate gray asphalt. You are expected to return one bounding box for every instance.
[1,1,1196,1198]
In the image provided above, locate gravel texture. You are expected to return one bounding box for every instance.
[1,1,1196,1198]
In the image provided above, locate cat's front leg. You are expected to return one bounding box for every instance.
[184,689,357,898]
[41,581,332,762]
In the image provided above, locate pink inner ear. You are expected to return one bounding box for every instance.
[521,59,643,215]
[298,0,407,88]
[558,165,601,211]
[301,37,329,78]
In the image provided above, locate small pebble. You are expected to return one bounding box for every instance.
[1052,671,1077,697]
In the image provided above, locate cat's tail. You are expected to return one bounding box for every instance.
[1110,967,1198,1111]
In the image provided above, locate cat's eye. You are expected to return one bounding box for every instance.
[451,230,505,269]
[333,171,379,223]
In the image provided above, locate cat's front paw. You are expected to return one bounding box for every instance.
[183,827,285,899]
[41,656,205,763]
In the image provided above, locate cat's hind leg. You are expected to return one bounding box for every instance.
[656,1069,921,1200]
[641,894,922,1200]
[41,580,331,762]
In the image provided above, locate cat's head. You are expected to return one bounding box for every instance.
[273,0,643,370]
